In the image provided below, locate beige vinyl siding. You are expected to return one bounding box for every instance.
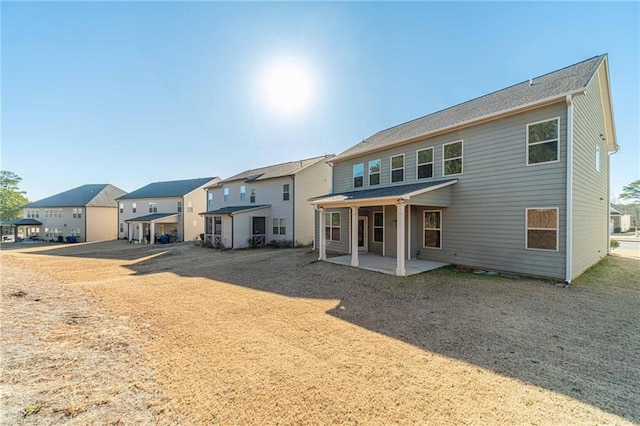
[571,66,610,279]
[85,206,119,241]
[294,159,333,246]
[332,102,568,279]
[183,187,209,242]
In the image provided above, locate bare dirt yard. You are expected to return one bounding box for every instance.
[1,240,639,425]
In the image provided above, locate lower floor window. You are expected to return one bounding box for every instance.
[423,210,442,249]
[70,228,81,237]
[120,223,124,233]
[214,217,222,235]
[373,212,384,243]
[273,218,286,235]
[526,208,558,251]
[325,212,341,241]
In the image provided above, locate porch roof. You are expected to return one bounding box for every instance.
[200,204,270,216]
[309,179,457,206]
[1,218,43,226]
[126,213,179,223]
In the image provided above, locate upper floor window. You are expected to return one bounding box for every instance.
[119,203,124,214]
[369,160,381,186]
[443,140,463,176]
[72,208,82,218]
[353,163,364,188]
[595,144,601,172]
[187,201,193,213]
[417,148,434,179]
[240,185,246,201]
[283,184,290,201]
[250,189,256,203]
[207,192,214,207]
[527,118,559,165]
[149,202,158,213]
[526,208,558,251]
[132,202,137,213]
[391,154,404,183]
[223,188,230,202]
[177,201,183,213]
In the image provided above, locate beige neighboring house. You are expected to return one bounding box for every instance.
[117,177,219,243]
[22,184,127,242]
[201,155,333,248]
[610,205,632,233]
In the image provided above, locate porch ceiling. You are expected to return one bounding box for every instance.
[309,179,457,208]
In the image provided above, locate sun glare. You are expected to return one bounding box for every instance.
[260,57,315,116]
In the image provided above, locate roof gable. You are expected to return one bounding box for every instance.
[333,55,607,162]
[118,177,218,200]
[220,155,333,184]
[24,184,126,208]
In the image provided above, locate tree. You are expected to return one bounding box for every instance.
[619,179,640,202]
[0,171,29,222]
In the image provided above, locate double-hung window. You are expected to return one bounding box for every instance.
[527,118,559,165]
[272,218,286,235]
[132,203,137,213]
[443,141,463,176]
[526,208,558,251]
[283,184,290,200]
[223,188,230,202]
[353,163,364,188]
[208,192,214,207]
[417,148,434,179]
[369,160,381,185]
[391,154,404,183]
[119,203,124,214]
[423,210,442,249]
[177,201,183,213]
[325,212,341,241]
[250,189,256,203]
[240,185,246,201]
[149,202,158,213]
[373,212,384,243]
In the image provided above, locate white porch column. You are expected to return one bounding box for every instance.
[318,207,326,261]
[138,223,142,243]
[128,223,132,243]
[351,206,359,267]
[396,202,406,276]
[150,222,155,245]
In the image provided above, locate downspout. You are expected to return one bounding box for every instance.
[565,94,574,284]
[230,214,234,249]
[84,207,87,242]
[291,175,295,246]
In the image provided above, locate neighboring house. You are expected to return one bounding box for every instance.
[310,54,617,282]
[610,205,631,233]
[117,177,219,243]
[22,184,127,242]
[201,155,333,248]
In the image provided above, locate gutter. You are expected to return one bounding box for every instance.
[565,94,574,284]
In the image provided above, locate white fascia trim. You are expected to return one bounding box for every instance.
[229,205,271,216]
[331,90,586,164]
[402,179,458,199]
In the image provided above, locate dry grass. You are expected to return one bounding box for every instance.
[1,240,639,425]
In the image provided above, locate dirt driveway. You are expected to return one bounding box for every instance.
[1,241,639,424]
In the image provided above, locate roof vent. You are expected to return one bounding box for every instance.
[529,78,533,86]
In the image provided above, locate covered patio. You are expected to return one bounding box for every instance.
[1,218,43,241]
[310,179,457,276]
[126,213,179,244]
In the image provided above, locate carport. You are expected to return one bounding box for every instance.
[0,218,43,241]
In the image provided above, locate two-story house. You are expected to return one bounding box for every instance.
[201,155,333,248]
[22,184,127,242]
[117,177,219,243]
[310,54,617,282]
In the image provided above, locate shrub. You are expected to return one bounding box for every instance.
[613,227,621,234]
[610,239,620,250]
[270,239,294,248]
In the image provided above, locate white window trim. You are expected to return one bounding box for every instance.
[368,159,381,186]
[442,140,464,176]
[373,211,384,243]
[416,147,434,180]
[353,163,364,188]
[423,210,442,250]
[390,154,405,183]
[326,211,341,242]
[526,117,561,166]
[525,207,559,251]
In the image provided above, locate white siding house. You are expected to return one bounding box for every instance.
[311,54,617,282]
[202,156,333,248]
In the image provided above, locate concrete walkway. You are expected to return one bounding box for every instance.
[327,252,448,276]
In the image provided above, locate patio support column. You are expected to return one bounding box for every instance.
[150,222,155,245]
[138,223,142,243]
[318,207,326,261]
[396,201,406,276]
[351,206,359,267]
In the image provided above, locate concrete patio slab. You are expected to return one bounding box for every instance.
[326,252,448,276]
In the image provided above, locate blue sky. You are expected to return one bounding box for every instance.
[2,1,638,202]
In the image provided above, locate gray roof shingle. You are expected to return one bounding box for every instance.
[333,55,607,161]
[118,177,217,200]
[220,155,334,183]
[310,179,457,203]
[24,184,126,208]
